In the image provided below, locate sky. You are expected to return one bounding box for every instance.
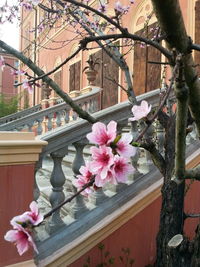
[0,22,19,50]
[0,0,19,50]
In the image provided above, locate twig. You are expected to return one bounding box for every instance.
[148,61,170,65]
[184,166,200,180]
[135,58,179,142]
[43,178,95,220]
[104,76,128,93]
[16,44,83,86]
[185,213,200,219]
[191,43,200,52]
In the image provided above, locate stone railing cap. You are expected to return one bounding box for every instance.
[0,132,48,165]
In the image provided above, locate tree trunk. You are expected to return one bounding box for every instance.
[154,116,191,267]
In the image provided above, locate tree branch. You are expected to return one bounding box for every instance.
[81,34,172,61]
[174,55,189,181]
[184,166,200,181]
[139,141,166,175]
[135,61,179,142]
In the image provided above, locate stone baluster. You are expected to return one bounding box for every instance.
[46,147,67,234]
[72,141,88,218]
[130,121,141,178]
[156,120,165,155]
[64,108,70,124]
[72,111,78,121]
[34,156,43,201]
[27,121,34,132]
[190,123,198,141]
[36,118,44,135]
[56,112,62,127]
[47,113,54,131]
[88,99,94,113]
[142,124,154,173]
[115,120,130,191]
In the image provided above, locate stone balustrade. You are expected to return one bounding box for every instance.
[0,87,101,134]
[0,104,42,125]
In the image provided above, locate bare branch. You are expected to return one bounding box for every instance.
[185,213,200,219]
[104,76,128,93]
[17,43,84,85]
[184,166,200,181]
[135,60,179,142]
[81,34,172,61]
[191,43,200,52]
[43,177,95,220]
[174,55,189,181]
[139,141,166,175]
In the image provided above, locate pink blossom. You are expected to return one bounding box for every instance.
[0,55,5,71]
[22,79,33,93]
[98,4,107,13]
[73,162,94,196]
[21,0,39,9]
[140,42,146,48]
[11,201,43,228]
[115,1,129,14]
[32,0,40,5]
[4,227,38,256]
[129,100,151,121]
[95,169,117,187]
[90,146,114,180]
[87,121,117,146]
[113,155,135,183]
[115,1,124,13]
[116,133,136,158]
[11,69,25,76]
[10,214,30,230]
[24,201,44,226]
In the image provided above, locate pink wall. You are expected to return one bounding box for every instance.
[1,56,18,98]
[0,164,34,266]
[70,181,200,267]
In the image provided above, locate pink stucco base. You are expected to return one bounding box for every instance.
[70,181,200,267]
[0,164,34,267]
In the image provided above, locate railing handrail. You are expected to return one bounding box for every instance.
[0,103,42,125]
[0,87,101,131]
[38,88,163,155]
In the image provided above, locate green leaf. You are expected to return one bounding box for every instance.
[98,243,105,251]
[108,257,115,264]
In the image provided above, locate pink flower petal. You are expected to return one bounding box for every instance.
[129,100,151,121]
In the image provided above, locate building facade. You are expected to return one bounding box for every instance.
[19,0,198,108]
[0,49,18,99]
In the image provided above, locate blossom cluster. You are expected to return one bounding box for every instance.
[74,100,151,196]
[4,201,43,256]
[74,120,136,195]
